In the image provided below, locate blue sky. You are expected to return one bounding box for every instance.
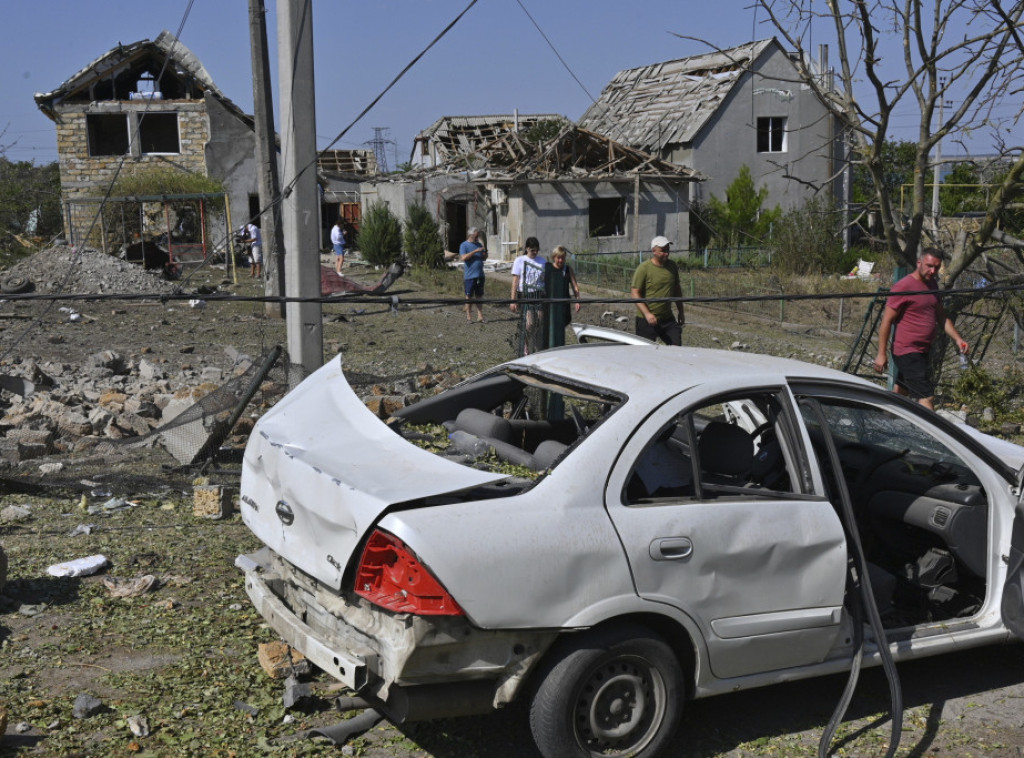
[1,0,1018,167]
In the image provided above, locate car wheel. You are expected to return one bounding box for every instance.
[529,624,684,758]
[0,276,33,294]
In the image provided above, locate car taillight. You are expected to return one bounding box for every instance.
[354,529,465,616]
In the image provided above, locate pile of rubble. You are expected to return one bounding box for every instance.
[0,349,248,469]
[2,245,179,296]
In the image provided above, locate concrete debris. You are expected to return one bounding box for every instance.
[282,674,313,709]
[126,714,150,738]
[72,694,104,719]
[0,504,32,523]
[258,640,311,680]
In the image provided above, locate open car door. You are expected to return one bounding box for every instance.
[1001,466,1024,638]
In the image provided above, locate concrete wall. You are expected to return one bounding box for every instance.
[361,176,692,262]
[504,180,691,258]
[671,46,845,212]
[203,94,260,234]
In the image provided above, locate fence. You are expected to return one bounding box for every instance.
[571,247,781,322]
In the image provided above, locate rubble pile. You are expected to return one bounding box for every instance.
[2,245,179,295]
[0,350,239,467]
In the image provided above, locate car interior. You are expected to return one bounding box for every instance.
[799,397,989,630]
[390,369,620,476]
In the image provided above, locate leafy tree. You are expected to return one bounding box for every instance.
[706,165,782,247]
[770,195,853,275]
[522,118,568,144]
[403,203,444,269]
[358,202,403,266]
[851,140,917,207]
[940,162,985,217]
[0,157,62,259]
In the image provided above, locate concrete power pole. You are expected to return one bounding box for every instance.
[277,0,323,378]
[248,0,285,318]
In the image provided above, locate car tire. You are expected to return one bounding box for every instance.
[0,276,33,294]
[528,624,684,758]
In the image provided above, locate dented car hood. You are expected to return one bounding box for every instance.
[240,356,505,589]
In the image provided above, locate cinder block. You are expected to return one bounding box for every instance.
[193,485,236,519]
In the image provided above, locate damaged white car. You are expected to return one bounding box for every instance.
[238,338,1024,758]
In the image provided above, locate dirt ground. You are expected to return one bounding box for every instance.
[1,251,1023,756]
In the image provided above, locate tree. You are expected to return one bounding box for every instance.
[358,202,403,267]
[757,0,1024,281]
[770,195,852,275]
[0,157,62,260]
[706,165,781,247]
[851,140,917,207]
[403,203,444,269]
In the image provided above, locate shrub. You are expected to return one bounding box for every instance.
[706,165,781,247]
[359,202,403,266]
[769,195,856,276]
[403,203,444,269]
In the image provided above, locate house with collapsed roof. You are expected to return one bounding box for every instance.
[410,114,571,170]
[579,39,848,212]
[33,30,268,253]
[366,117,700,258]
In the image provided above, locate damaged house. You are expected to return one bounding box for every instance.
[579,38,848,212]
[365,117,701,258]
[34,31,265,253]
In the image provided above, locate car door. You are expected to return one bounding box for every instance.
[605,385,848,680]
[1002,468,1024,638]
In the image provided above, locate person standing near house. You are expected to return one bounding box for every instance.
[331,218,347,274]
[631,235,685,345]
[511,237,547,353]
[460,227,488,323]
[241,222,263,279]
[544,245,581,343]
[873,247,969,410]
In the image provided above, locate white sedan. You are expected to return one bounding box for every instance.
[238,336,1024,758]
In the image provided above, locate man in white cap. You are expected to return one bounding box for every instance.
[630,235,685,345]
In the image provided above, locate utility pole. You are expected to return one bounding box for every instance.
[248,0,285,318]
[278,0,323,378]
[932,79,952,220]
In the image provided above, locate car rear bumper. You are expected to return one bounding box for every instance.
[238,548,559,720]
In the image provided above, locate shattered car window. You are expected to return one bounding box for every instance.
[390,368,621,478]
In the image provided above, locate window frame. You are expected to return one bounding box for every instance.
[756,116,788,154]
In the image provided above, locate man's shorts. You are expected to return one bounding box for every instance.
[464,276,484,298]
[249,244,263,264]
[893,352,935,399]
[636,316,682,346]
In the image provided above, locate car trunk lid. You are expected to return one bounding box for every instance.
[240,356,506,590]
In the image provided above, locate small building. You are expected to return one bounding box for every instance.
[365,124,701,259]
[34,31,263,251]
[579,39,848,212]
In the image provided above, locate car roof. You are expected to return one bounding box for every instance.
[508,343,872,396]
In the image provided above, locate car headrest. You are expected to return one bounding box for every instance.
[698,421,753,477]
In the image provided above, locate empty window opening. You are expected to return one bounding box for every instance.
[589,197,626,237]
[139,113,180,154]
[87,114,130,157]
[757,117,787,153]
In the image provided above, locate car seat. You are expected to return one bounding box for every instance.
[697,421,754,486]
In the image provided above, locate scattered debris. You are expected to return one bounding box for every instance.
[282,674,313,709]
[72,694,104,719]
[102,575,158,598]
[126,715,150,738]
[47,554,109,578]
[193,485,235,519]
[68,524,96,536]
[258,641,311,680]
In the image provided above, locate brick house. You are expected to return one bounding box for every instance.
[34,30,262,252]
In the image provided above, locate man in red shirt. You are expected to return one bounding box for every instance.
[873,247,969,410]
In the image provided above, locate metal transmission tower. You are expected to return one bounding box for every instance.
[365,127,395,174]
